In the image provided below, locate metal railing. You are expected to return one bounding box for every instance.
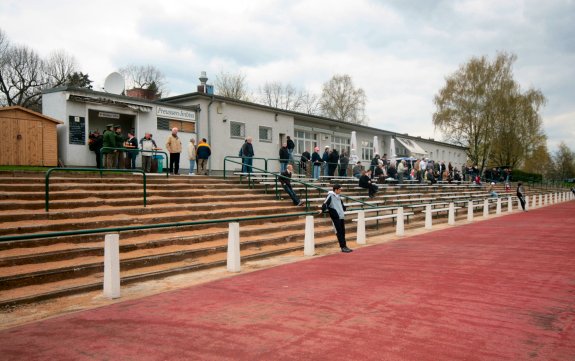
[223,158,378,211]
[223,156,270,176]
[0,211,316,242]
[100,147,169,178]
[45,168,147,212]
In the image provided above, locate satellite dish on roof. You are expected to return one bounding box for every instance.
[104,72,125,95]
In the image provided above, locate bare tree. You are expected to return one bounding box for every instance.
[298,91,321,115]
[119,64,167,96]
[214,71,250,101]
[258,81,304,111]
[45,50,78,87]
[319,74,367,125]
[0,44,46,110]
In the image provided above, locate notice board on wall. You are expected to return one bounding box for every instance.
[69,116,85,145]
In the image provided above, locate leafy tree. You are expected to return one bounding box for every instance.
[214,71,250,101]
[551,142,575,180]
[319,74,367,125]
[66,72,93,89]
[433,52,546,173]
[522,143,552,177]
[119,64,166,97]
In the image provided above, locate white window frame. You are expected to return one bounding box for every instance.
[230,121,245,139]
[259,126,272,143]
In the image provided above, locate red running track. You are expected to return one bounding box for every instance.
[1,202,575,360]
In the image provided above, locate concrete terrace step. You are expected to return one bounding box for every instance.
[0,206,305,237]
[0,233,347,308]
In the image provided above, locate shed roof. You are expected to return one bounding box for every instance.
[0,106,64,124]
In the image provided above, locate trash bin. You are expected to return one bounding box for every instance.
[153,155,164,173]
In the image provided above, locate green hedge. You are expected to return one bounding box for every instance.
[511,169,543,183]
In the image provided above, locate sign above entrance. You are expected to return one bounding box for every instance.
[157,107,195,121]
[98,112,120,119]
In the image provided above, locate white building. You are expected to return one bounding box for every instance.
[42,75,467,173]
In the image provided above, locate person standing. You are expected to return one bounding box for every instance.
[241,137,255,174]
[300,149,311,176]
[125,131,138,169]
[322,146,330,177]
[321,183,352,253]
[339,151,349,177]
[280,164,304,206]
[188,138,197,175]
[397,160,405,184]
[311,146,322,180]
[196,138,211,175]
[517,182,527,211]
[166,127,182,175]
[114,125,124,169]
[279,143,290,172]
[286,135,295,163]
[102,124,116,169]
[88,130,103,169]
[139,133,157,173]
[328,148,339,176]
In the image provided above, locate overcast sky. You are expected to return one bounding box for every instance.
[1,0,573,152]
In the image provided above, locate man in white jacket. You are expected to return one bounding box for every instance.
[321,183,353,253]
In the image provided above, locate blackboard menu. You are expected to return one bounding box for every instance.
[69,116,85,145]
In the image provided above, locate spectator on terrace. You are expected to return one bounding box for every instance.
[196,138,211,175]
[517,182,527,211]
[397,160,406,183]
[488,182,499,198]
[311,147,322,180]
[322,146,330,177]
[279,143,290,172]
[359,169,378,198]
[139,133,157,173]
[328,148,339,176]
[280,164,304,207]
[339,151,349,177]
[300,149,311,175]
[286,135,295,162]
[352,161,363,179]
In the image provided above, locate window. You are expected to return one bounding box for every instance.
[361,140,373,161]
[294,130,317,154]
[230,121,245,139]
[157,118,196,133]
[259,126,272,142]
[332,136,350,155]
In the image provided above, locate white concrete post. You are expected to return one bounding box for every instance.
[104,233,121,299]
[539,194,542,207]
[525,196,529,211]
[396,207,405,236]
[496,198,502,215]
[483,199,489,217]
[355,211,366,246]
[227,222,241,272]
[425,204,433,229]
[304,216,316,255]
[507,197,513,213]
[555,193,558,204]
[517,198,522,211]
[532,194,537,208]
[467,200,474,222]
[544,194,548,206]
[448,202,455,225]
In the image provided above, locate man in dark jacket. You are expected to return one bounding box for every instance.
[279,143,290,172]
[196,138,211,175]
[370,154,380,179]
[300,150,311,175]
[359,169,378,198]
[241,137,255,173]
[328,148,339,176]
[88,130,104,169]
[311,147,322,179]
[280,164,303,206]
[286,135,295,162]
[322,146,330,176]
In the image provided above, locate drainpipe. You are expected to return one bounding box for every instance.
[207,96,214,173]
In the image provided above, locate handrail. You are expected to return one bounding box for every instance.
[223,158,378,211]
[223,156,269,177]
[45,168,146,212]
[100,147,169,178]
[0,211,316,242]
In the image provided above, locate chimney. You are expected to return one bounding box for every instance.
[197,71,214,94]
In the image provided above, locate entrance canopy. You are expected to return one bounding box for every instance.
[395,137,428,158]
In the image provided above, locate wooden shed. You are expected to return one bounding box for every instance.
[0,106,63,166]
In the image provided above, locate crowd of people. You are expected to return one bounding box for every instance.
[88,126,211,175]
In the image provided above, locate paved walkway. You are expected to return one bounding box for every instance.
[1,202,574,360]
